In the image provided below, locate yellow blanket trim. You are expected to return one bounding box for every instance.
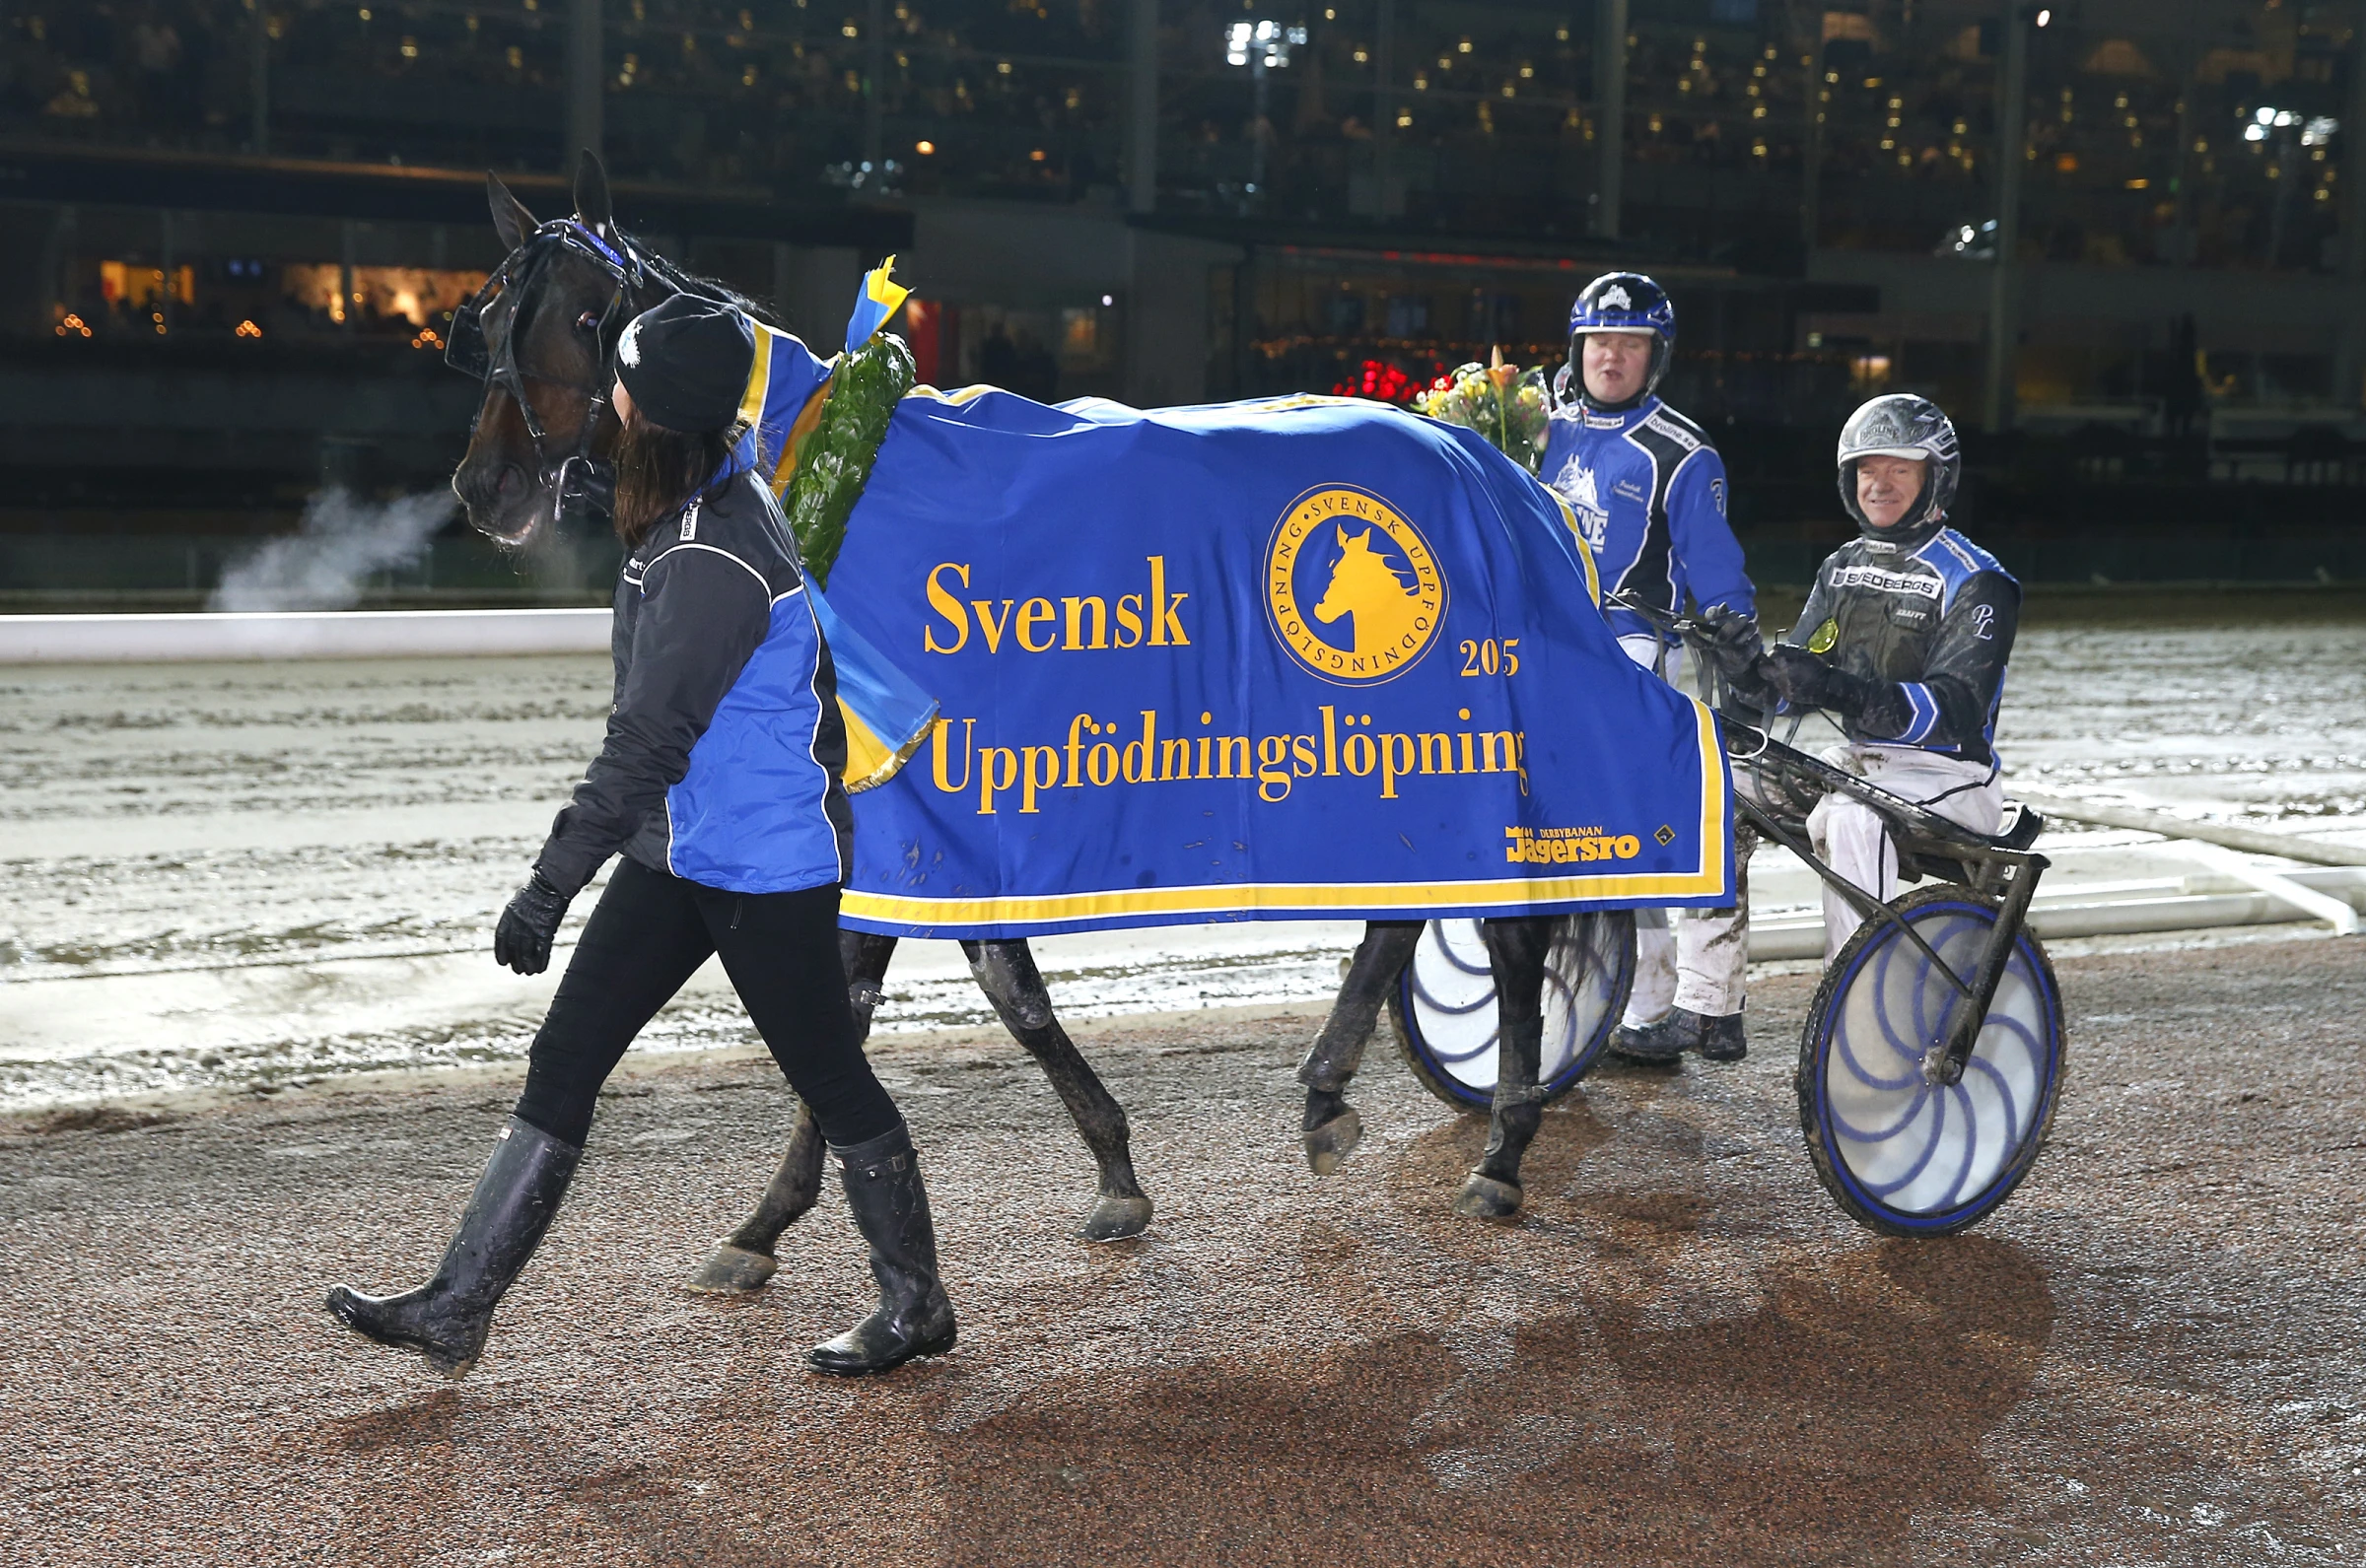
[841,702,1732,924]
[768,375,840,502]
[905,382,1003,408]
[1552,492,1602,607]
[734,326,777,432]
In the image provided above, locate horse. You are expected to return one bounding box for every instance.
[1312,525,1429,659]
[447,155,1584,1289]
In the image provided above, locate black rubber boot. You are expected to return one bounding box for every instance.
[806,1122,957,1376]
[1626,1007,1750,1064]
[324,1116,581,1380]
[1695,1009,1748,1062]
[1607,1016,1686,1065]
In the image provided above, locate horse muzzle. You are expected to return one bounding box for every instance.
[453,457,533,540]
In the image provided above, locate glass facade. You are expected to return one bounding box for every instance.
[4,3,2350,263]
[3,2,2364,417]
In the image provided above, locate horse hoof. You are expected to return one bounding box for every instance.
[683,1242,779,1295]
[1077,1193,1153,1243]
[1302,1108,1363,1176]
[1452,1173,1523,1220]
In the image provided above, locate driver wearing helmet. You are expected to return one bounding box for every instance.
[1755,393,2021,960]
[1538,271,1762,1068]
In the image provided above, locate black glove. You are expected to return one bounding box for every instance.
[1764,645,1877,721]
[1694,604,1765,681]
[494,869,572,976]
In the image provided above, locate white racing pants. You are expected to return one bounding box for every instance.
[1806,743,2002,964]
[1618,635,1755,1024]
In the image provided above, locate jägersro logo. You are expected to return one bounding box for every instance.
[1264,487,1447,685]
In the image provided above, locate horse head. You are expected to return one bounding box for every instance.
[1312,525,1413,629]
[450,153,653,547]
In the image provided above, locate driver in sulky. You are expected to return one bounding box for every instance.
[1725,393,2022,961]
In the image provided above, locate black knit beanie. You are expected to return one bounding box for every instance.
[615,296,755,433]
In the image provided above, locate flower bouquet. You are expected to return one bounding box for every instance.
[1412,347,1552,474]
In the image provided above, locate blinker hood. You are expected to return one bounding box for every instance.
[448,219,647,534]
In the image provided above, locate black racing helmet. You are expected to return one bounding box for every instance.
[1563,271,1676,413]
[1837,393,1960,545]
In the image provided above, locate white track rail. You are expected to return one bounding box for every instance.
[0,609,611,664]
[1747,866,2366,959]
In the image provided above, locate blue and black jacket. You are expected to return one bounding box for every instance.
[534,468,853,898]
[1780,526,2020,769]
[1538,394,1753,642]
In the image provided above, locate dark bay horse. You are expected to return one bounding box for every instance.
[451,155,1568,1285]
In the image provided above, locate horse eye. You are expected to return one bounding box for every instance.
[576,309,600,332]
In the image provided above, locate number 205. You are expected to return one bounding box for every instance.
[1458,638,1519,677]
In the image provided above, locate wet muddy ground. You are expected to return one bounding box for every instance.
[5,934,2361,1566]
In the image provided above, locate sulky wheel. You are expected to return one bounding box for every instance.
[1797,885,2066,1237]
[1387,912,1635,1112]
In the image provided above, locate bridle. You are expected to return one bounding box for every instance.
[447,217,662,534]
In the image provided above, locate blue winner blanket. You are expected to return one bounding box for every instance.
[813,385,1732,939]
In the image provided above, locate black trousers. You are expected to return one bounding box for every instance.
[514,856,900,1150]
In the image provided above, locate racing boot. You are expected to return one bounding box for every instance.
[1607,1015,1687,1067]
[1694,1009,1749,1063]
[1638,1006,1749,1063]
[806,1122,957,1377]
[324,1116,580,1379]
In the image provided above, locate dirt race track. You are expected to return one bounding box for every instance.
[4,934,2363,1566]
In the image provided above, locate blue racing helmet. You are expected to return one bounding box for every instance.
[1566,271,1676,412]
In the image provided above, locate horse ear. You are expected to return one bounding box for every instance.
[573,150,614,236]
[487,172,537,251]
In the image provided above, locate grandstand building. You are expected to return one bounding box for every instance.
[2,1,2361,595]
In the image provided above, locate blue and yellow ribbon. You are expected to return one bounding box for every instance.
[728,303,937,793]
[845,255,911,353]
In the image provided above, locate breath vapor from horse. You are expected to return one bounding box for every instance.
[211,489,456,612]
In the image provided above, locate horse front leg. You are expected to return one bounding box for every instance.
[685,930,900,1293]
[963,938,1153,1242]
[1453,917,1555,1220]
[1296,920,1422,1174]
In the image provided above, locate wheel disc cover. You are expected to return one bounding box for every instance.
[1402,918,1618,1096]
[1821,905,2056,1218]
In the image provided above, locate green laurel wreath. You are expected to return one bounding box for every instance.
[785,330,916,588]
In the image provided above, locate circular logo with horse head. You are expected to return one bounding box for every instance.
[1264,486,1448,685]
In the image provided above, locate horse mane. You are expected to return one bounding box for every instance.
[616,226,781,329]
[1335,524,1419,593]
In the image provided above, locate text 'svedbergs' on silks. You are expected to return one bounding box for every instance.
[820,385,1734,939]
